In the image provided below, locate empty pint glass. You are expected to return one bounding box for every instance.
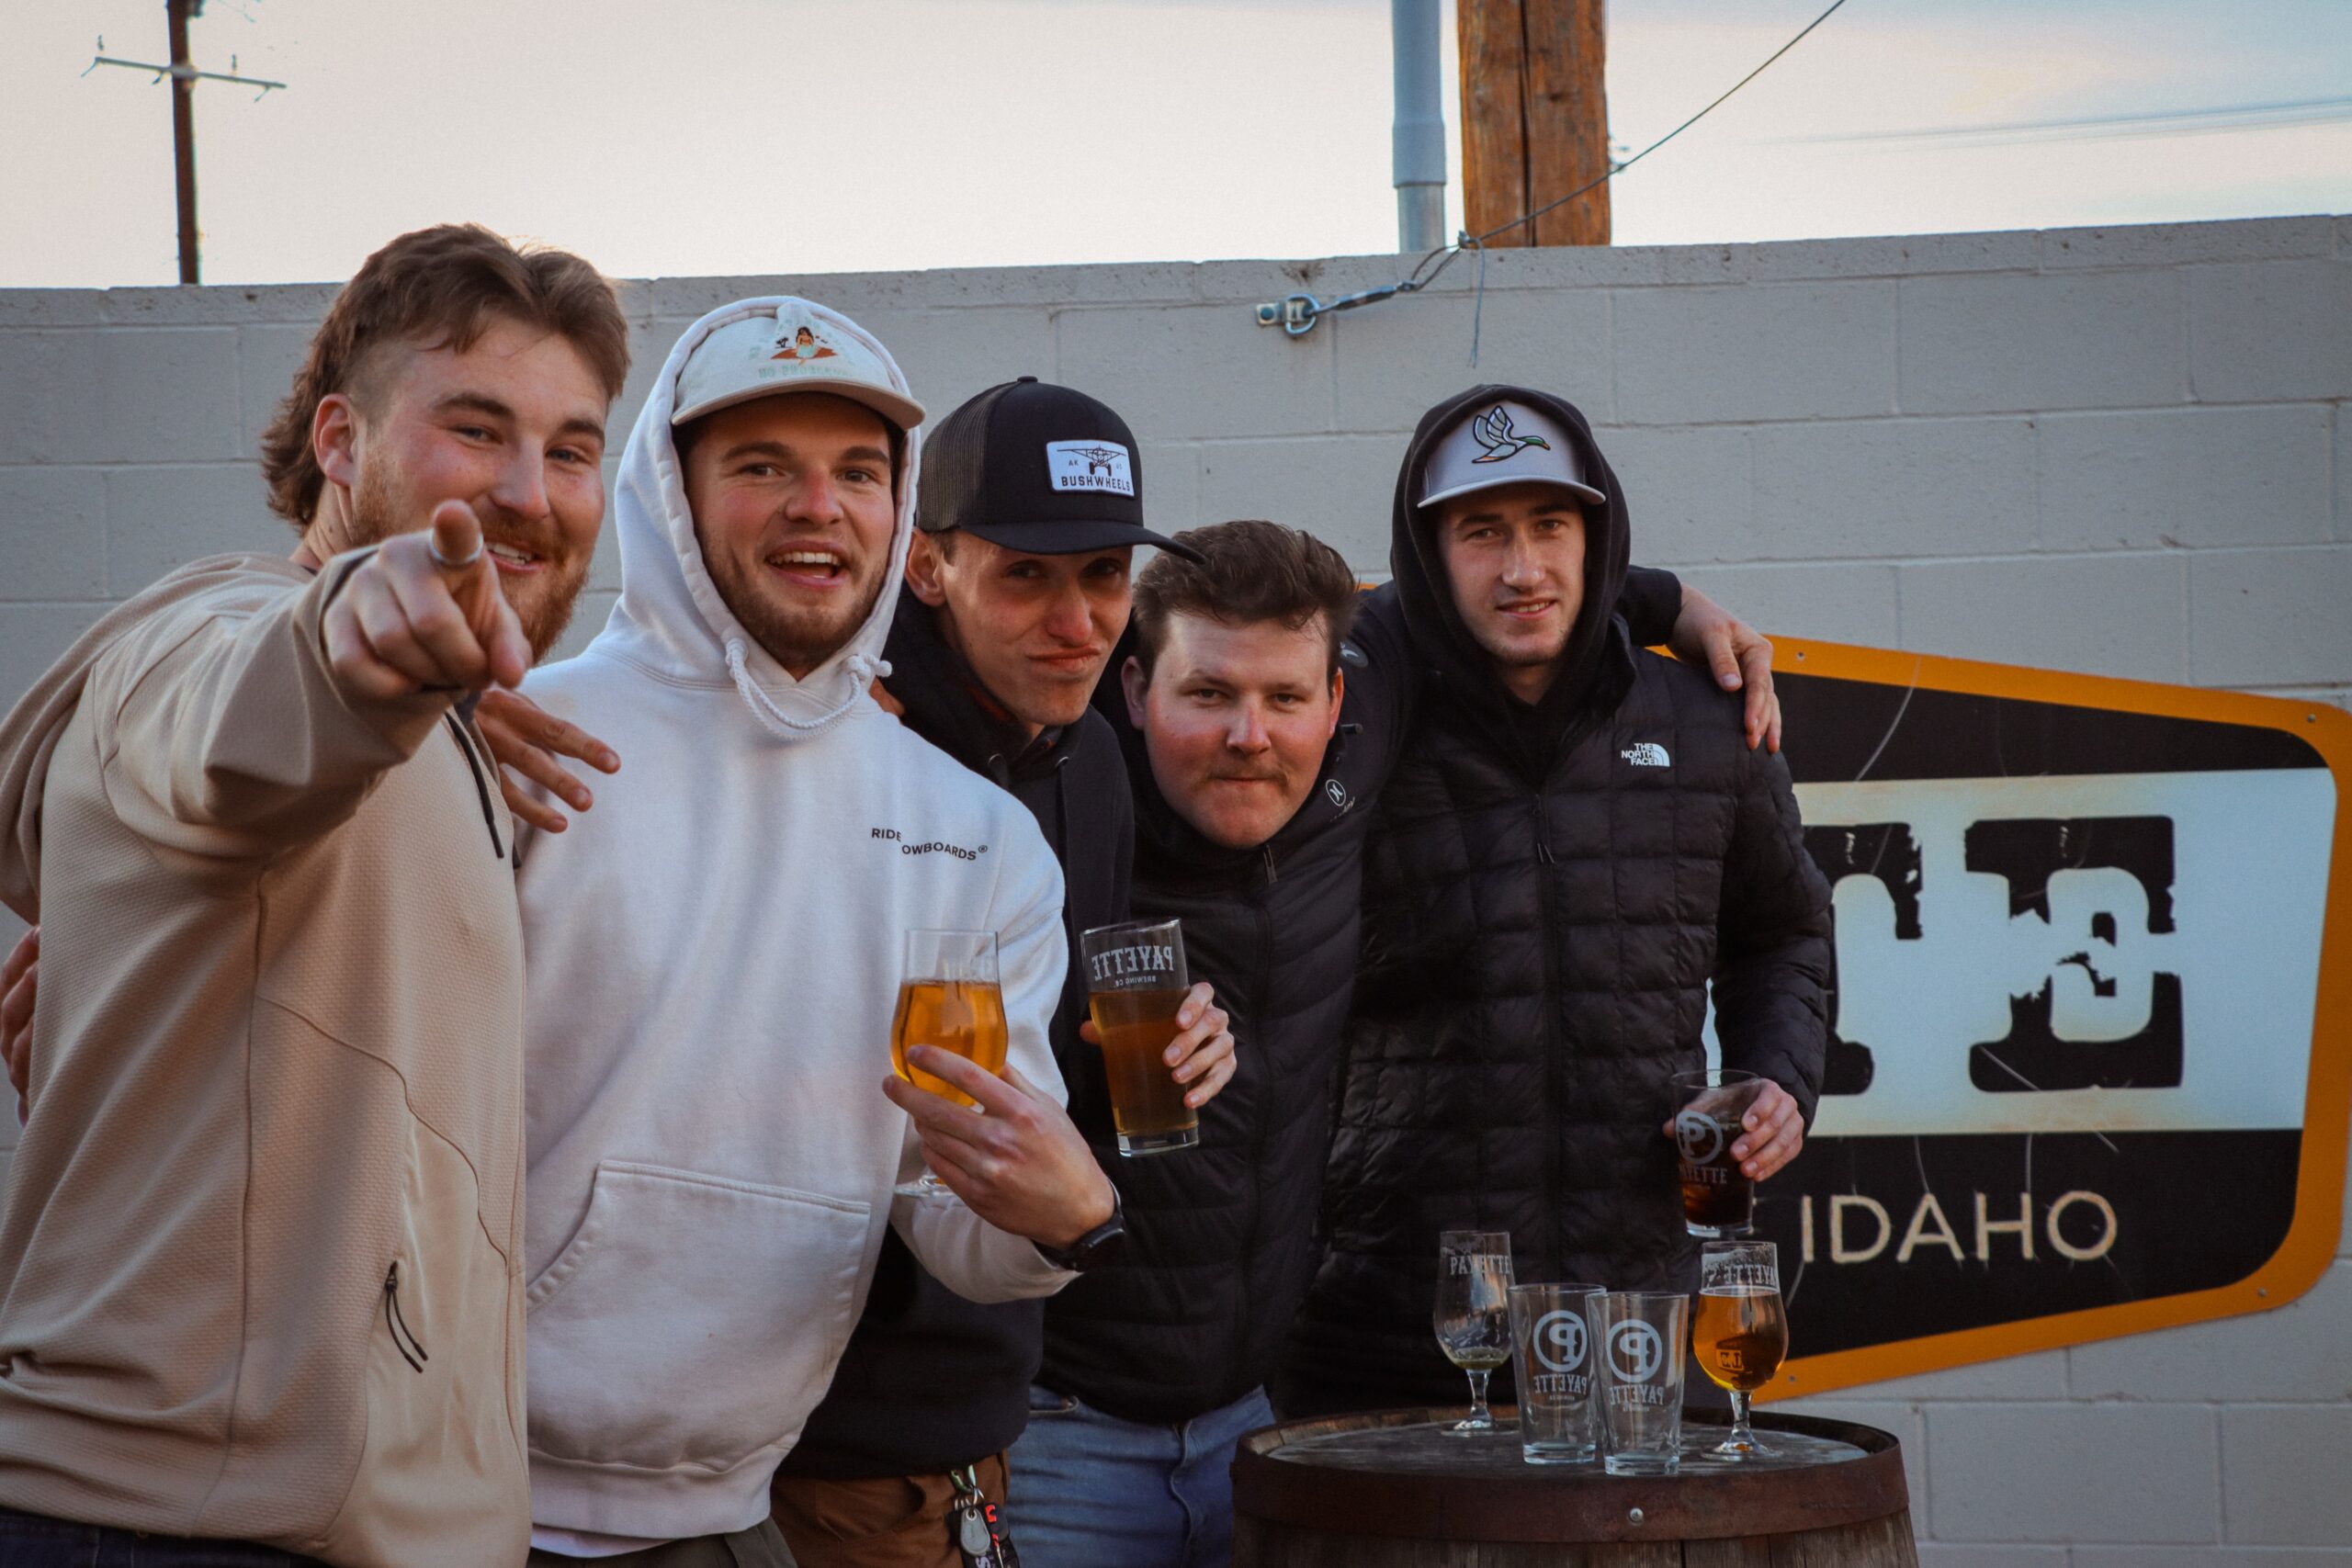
[1671,1068,1767,1237]
[1589,1291,1689,1475]
[1080,919,1200,1156]
[1508,1282,1602,1464]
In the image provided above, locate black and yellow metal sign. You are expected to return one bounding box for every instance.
[1755,639,2352,1398]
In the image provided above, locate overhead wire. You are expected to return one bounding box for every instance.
[1264,0,1854,344]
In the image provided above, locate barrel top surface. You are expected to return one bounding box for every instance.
[1232,1410,1911,1544]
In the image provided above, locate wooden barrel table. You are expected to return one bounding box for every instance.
[1232,1410,1917,1566]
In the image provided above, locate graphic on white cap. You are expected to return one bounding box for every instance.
[1046,440,1136,497]
[1469,404,1552,465]
[771,320,840,363]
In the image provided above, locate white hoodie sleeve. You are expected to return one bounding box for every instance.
[890,825,1079,1302]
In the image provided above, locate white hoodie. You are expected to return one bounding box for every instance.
[513,299,1074,1544]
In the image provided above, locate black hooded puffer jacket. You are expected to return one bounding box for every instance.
[1282,385,1833,1416]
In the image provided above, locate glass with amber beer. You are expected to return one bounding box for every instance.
[890,929,1009,1197]
[1080,919,1199,1156]
[1670,1068,1768,1237]
[1693,1239,1788,1458]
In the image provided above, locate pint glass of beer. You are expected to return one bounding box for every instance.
[891,930,1009,1197]
[1669,1068,1768,1237]
[1080,919,1200,1156]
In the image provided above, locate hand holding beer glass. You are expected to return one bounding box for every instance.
[1669,1068,1768,1236]
[1080,919,1201,1156]
[1432,1230,1514,1435]
[1693,1239,1789,1459]
[891,929,1009,1197]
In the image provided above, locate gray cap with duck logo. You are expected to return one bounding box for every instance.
[1419,400,1607,509]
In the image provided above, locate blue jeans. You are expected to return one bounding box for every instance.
[1006,1383,1276,1568]
[0,1506,327,1565]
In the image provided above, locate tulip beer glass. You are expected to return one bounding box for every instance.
[1671,1067,1767,1237]
[1080,919,1200,1156]
[1693,1239,1789,1458]
[891,929,1007,1196]
[1432,1230,1515,1435]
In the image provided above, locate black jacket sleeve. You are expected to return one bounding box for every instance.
[1712,739,1834,1125]
[1619,565,1682,649]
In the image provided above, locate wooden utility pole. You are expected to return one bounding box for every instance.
[86,4,285,284]
[1458,0,1610,246]
[167,0,200,283]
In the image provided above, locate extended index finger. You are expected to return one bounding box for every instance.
[902,1047,1028,1122]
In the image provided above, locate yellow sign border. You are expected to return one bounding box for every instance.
[1759,637,2352,1401]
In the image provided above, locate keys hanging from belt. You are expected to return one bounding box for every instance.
[950,1462,1020,1568]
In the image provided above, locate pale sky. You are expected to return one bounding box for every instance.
[4,0,2348,288]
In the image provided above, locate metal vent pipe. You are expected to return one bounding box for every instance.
[1391,0,1446,252]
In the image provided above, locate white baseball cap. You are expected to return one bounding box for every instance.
[1419,400,1606,509]
[672,305,925,433]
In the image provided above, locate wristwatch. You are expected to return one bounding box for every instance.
[1035,1190,1125,1272]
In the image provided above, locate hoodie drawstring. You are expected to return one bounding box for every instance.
[724,639,890,741]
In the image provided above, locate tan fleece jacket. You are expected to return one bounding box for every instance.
[0,550,529,1567]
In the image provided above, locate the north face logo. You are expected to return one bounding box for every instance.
[1622,742,1670,768]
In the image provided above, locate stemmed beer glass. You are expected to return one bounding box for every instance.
[1432,1230,1514,1435]
[889,930,1008,1199]
[1691,1239,1790,1458]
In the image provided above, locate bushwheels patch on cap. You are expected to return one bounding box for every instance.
[1046,440,1135,497]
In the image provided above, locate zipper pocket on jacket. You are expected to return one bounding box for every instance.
[383,1261,429,1374]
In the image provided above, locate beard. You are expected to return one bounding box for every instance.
[350,462,590,662]
[702,541,891,678]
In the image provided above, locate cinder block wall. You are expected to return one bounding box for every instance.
[2,216,2346,1562]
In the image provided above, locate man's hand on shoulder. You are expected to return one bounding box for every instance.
[322,502,533,704]
[885,1051,1118,1250]
[1079,979,1237,1111]
[1668,585,1781,754]
[475,690,620,835]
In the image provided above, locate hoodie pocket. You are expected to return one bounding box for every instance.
[525,1160,871,1472]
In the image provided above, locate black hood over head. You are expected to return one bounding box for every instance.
[1391,384,1634,771]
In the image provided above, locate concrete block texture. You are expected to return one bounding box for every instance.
[105,467,280,592]
[2038,405,2335,551]
[1898,551,2189,682]
[2222,1405,2352,1545]
[44,329,246,466]
[846,306,1058,423]
[1927,1402,2218,1542]
[0,467,107,598]
[1672,562,1901,649]
[1914,1549,2066,1568]
[1842,1348,2071,1403]
[1193,434,1399,570]
[1057,304,1334,442]
[1580,423,1751,567]
[1330,287,1612,434]
[1751,416,2036,561]
[2189,262,2352,403]
[2041,216,2336,269]
[2075,1551,2352,1566]
[1898,270,2187,414]
[2070,1262,2352,1404]
[1612,280,1897,425]
[2335,407,2350,542]
[237,324,314,459]
[2188,546,2352,687]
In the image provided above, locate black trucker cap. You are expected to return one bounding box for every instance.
[916,378,1203,561]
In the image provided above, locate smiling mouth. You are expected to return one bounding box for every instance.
[486,541,546,575]
[766,548,849,586]
[1497,599,1556,619]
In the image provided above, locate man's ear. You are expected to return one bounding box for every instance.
[1326,667,1345,738]
[1121,655,1149,728]
[904,531,950,606]
[312,393,360,495]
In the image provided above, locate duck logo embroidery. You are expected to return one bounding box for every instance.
[771,322,839,362]
[1469,403,1553,465]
